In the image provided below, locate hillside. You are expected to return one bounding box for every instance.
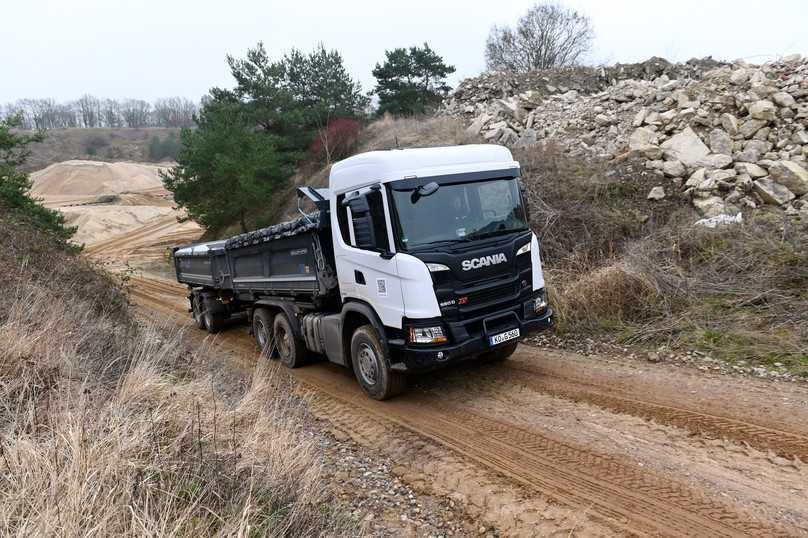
[20,127,181,172]
[28,160,199,249]
[0,199,363,535]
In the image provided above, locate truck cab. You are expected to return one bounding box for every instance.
[322,145,552,392]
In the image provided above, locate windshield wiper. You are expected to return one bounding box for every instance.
[465,227,528,241]
[408,238,465,249]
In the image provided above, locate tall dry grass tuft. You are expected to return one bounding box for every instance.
[0,271,358,537]
[359,116,476,152]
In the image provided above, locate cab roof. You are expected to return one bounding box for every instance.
[328,144,519,194]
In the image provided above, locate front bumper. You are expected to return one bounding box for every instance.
[388,307,553,373]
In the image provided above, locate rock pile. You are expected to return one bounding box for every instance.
[442,56,808,218]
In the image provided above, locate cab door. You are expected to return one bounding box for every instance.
[332,185,404,329]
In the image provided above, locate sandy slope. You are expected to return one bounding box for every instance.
[32,159,200,247]
[31,160,169,197]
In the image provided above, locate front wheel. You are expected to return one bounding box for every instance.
[350,325,406,400]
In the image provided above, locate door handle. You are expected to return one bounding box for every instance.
[354,270,366,285]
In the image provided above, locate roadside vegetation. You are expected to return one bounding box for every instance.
[0,115,75,241]
[0,109,358,535]
[517,143,808,377]
[0,178,358,538]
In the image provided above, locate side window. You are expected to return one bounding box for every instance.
[336,194,351,244]
[365,190,390,252]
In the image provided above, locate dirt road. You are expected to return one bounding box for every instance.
[90,223,808,537]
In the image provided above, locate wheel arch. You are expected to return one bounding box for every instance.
[341,300,391,367]
[253,299,302,339]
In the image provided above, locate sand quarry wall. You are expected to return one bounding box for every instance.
[29,160,189,246]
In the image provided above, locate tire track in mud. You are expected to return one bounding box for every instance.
[296,368,786,538]
[490,363,808,463]
[129,275,796,536]
[84,215,182,256]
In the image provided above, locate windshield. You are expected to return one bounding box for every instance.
[390,177,528,251]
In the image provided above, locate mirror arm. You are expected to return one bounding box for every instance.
[379,250,395,260]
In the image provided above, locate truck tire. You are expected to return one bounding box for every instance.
[204,311,226,333]
[273,313,307,368]
[483,341,518,362]
[350,325,406,400]
[253,308,276,359]
[192,295,207,330]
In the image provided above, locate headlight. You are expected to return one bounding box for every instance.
[534,290,548,314]
[426,262,450,272]
[516,242,531,256]
[407,325,448,344]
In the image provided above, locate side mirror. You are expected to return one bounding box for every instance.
[347,194,377,250]
[410,181,440,204]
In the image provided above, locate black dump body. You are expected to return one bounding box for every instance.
[173,211,338,306]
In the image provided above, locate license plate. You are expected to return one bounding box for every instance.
[489,328,520,346]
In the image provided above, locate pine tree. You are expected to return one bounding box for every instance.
[372,43,455,116]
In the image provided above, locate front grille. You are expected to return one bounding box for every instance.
[461,281,518,307]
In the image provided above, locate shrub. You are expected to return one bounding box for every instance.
[309,118,361,163]
[0,116,75,241]
[148,133,182,161]
[83,133,110,155]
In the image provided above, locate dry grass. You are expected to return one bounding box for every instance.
[519,142,808,373]
[0,209,358,536]
[358,115,476,152]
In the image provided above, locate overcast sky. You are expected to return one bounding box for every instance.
[2,0,806,103]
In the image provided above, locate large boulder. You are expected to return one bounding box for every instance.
[692,196,728,218]
[466,113,491,136]
[748,100,777,121]
[720,113,739,135]
[647,186,666,200]
[753,177,796,205]
[735,162,767,178]
[629,127,659,150]
[698,154,733,169]
[738,119,767,139]
[662,160,686,177]
[772,92,796,108]
[709,129,733,155]
[769,160,808,195]
[661,127,710,167]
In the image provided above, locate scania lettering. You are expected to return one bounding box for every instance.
[462,253,507,271]
[173,145,553,400]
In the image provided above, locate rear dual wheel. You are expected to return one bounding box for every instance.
[192,293,226,333]
[192,295,206,330]
[253,309,307,368]
[274,313,307,368]
[253,308,275,358]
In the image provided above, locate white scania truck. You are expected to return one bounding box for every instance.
[173,145,552,399]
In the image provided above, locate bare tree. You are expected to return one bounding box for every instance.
[121,99,151,127]
[76,94,102,127]
[153,97,197,127]
[101,99,122,127]
[485,1,594,72]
